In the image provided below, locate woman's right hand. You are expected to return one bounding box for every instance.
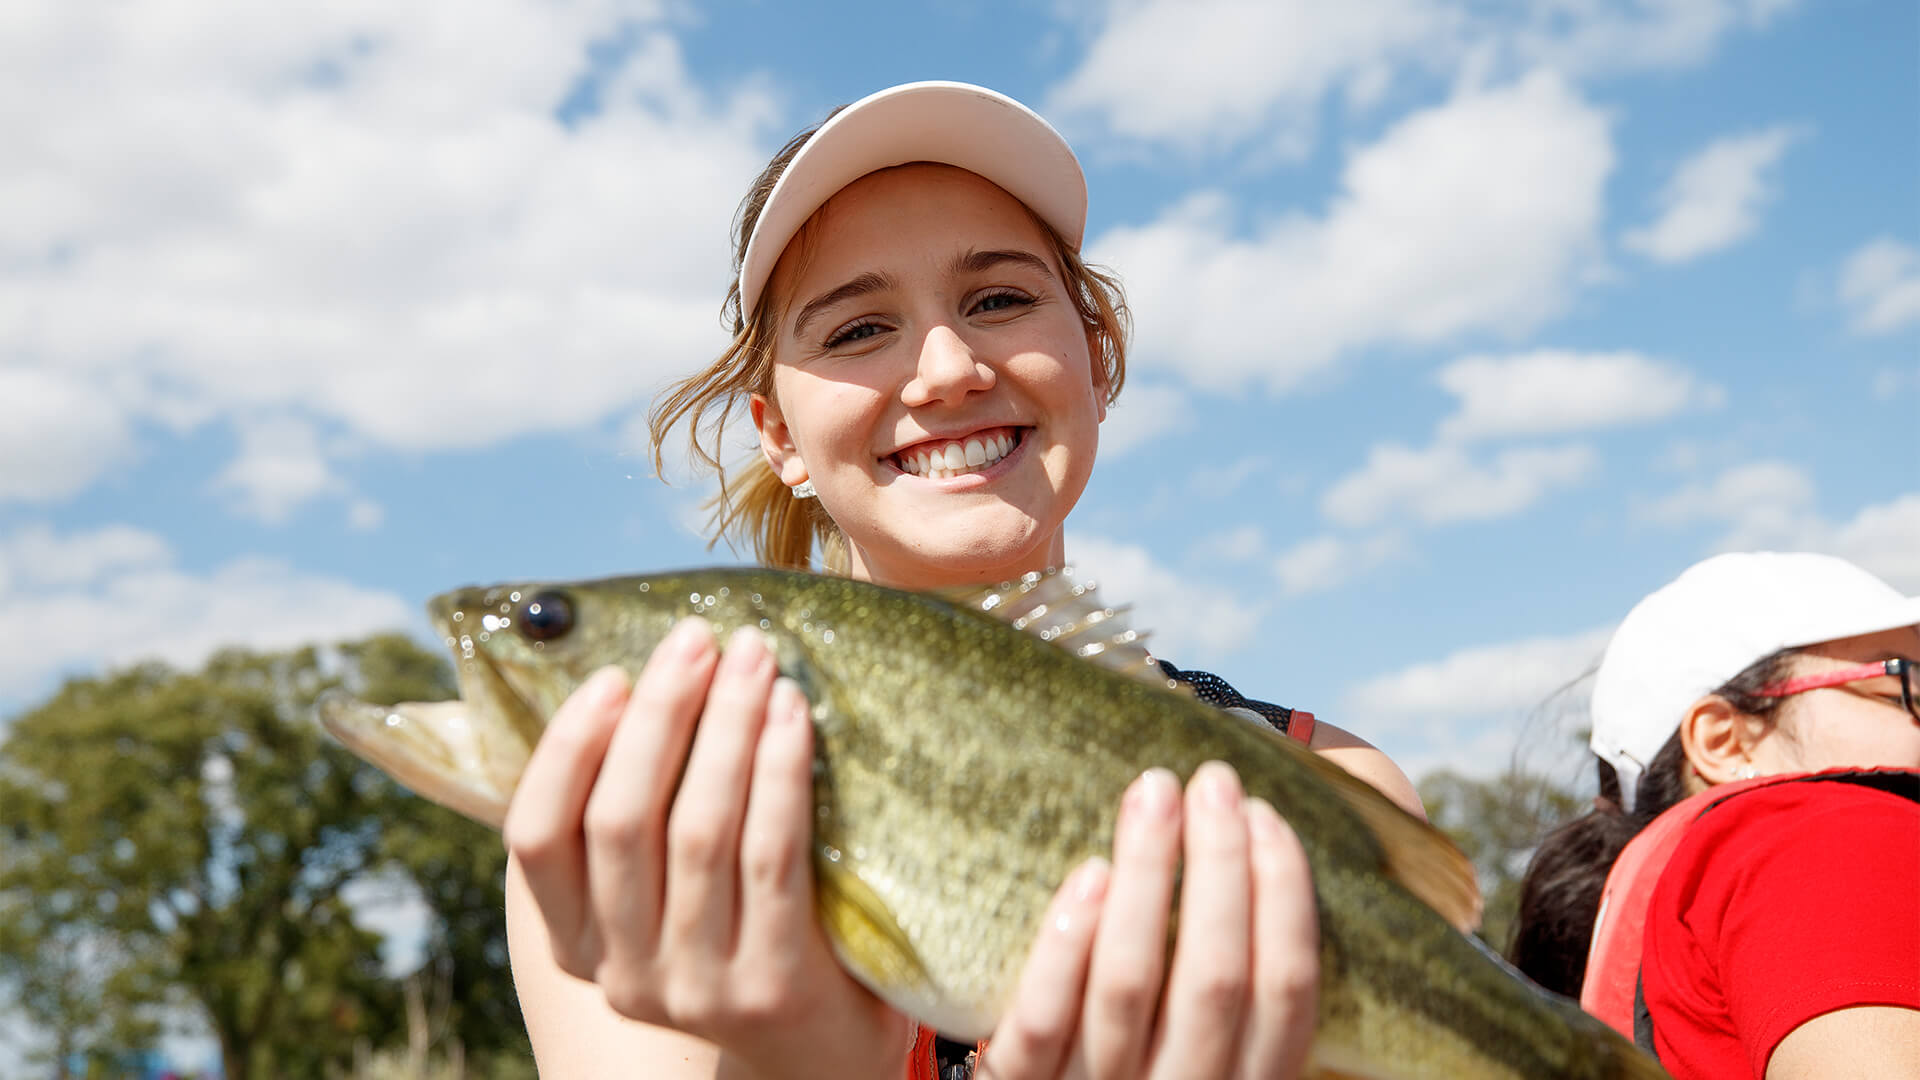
[979,763,1322,1080]
[502,618,911,1080]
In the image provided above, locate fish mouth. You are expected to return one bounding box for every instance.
[429,591,548,748]
[886,425,1028,481]
[310,592,549,829]
[318,694,518,828]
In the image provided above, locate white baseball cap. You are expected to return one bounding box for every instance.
[1591,551,1920,811]
[736,81,1088,318]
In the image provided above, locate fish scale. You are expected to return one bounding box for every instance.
[321,567,1669,1079]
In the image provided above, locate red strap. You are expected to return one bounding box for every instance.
[904,1024,939,1080]
[1579,773,1814,1034]
[1287,709,1315,745]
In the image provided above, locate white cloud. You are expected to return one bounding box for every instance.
[212,415,347,523]
[1829,494,1920,593]
[1047,0,1792,155]
[1641,459,1817,546]
[1191,524,1268,564]
[0,522,411,707]
[1342,625,1613,731]
[1623,125,1802,262]
[1643,463,1920,591]
[0,523,170,592]
[1066,534,1265,663]
[0,366,136,502]
[1099,382,1193,457]
[1093,72,1613,392]
[1500,0,1800,79]
[1837,237,1920,336]
[1435,349,1720,442]
[1047,0,1447,152]
[2,2,778,518]
[1272,531,1407,594]
[1323,441,1597,527]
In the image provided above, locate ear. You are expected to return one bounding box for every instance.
[750,393,810,488]
[1679,694,1770,786]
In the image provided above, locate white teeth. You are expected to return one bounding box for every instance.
[897,430,1019,478]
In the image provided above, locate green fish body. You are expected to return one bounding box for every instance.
[322,567,1667,1079]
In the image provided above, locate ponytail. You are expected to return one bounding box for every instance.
[1506,649,1798,995]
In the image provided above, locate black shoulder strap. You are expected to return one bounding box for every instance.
[1155,660,1298,735]
[1633,970,1658,1059]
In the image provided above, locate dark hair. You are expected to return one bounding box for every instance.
[1505,648,1798,997]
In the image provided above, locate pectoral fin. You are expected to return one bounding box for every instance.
[815,853,931,998]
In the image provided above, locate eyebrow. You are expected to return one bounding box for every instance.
[792,271,897,339]
[949,248,1056,280]
[789,249,1059,340]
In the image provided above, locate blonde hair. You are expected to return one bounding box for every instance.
[648,113,1131,572]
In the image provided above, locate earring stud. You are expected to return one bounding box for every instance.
[791,479,817,499]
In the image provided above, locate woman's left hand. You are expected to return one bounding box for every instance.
[977,762,1321,1079]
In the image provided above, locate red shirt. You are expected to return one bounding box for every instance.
[1640,778,1920,1079]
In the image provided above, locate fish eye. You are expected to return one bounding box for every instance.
[519,591,575,642]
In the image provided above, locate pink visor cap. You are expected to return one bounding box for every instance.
[736,81,1088,319]
[1589,551,1920,812]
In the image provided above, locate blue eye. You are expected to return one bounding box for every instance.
[825,319,885,348]
[973,289,1031,314]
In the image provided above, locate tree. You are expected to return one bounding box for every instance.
[0,635,531,1080]
[1418,767,1583,954]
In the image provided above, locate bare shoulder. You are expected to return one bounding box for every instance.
[1307,721,1427,821]
[1767,1006,1920,1079]
[505,854,724,1079]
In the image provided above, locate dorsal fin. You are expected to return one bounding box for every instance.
[935,567,1186,692]
[1278,728,1485,933]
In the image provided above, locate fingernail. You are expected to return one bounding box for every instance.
[582,666,628,709]
[1123,768,1179,821]
[1247,797,1284,855]
[666,616,713,659]
[771,677,807,724]
[1198,760,1242,811]
[1055,858,1110,932]
[1072,857,1111,902]
[722,625,767,670]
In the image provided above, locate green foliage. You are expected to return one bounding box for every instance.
[1418,767,1583,953]
[0,635,531,1080]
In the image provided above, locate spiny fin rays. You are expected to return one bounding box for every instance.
[1269,723,1485,934]
[937,567,1190,696]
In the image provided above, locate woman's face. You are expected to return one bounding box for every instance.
[751,164,1106,589]
[1761,623,1920,774]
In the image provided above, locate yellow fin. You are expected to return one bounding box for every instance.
[934,567,1187,693]
[1276,728,1485,934]
[815,851,931,996]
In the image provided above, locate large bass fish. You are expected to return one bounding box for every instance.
[322,567,1666,1079]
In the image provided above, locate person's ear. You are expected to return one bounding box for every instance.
[1679,695,1770,785]
[750,394,810,488]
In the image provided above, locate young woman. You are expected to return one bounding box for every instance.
[498,82,1423,1079]
[1510,551,1920,1078]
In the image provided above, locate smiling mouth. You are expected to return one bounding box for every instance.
[889,426,1025,480]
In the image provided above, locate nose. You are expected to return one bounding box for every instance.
[901,323,995,407]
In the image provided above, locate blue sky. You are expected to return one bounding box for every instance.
[4,0,1916,786]
[1,0,1915,1070]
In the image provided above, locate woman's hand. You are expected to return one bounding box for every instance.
[979,763,1321,1080]
[502,618,911,1080]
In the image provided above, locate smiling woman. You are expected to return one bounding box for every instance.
[499,81,1422,1080]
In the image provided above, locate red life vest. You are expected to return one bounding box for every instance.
[1579,768,1920,1042]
